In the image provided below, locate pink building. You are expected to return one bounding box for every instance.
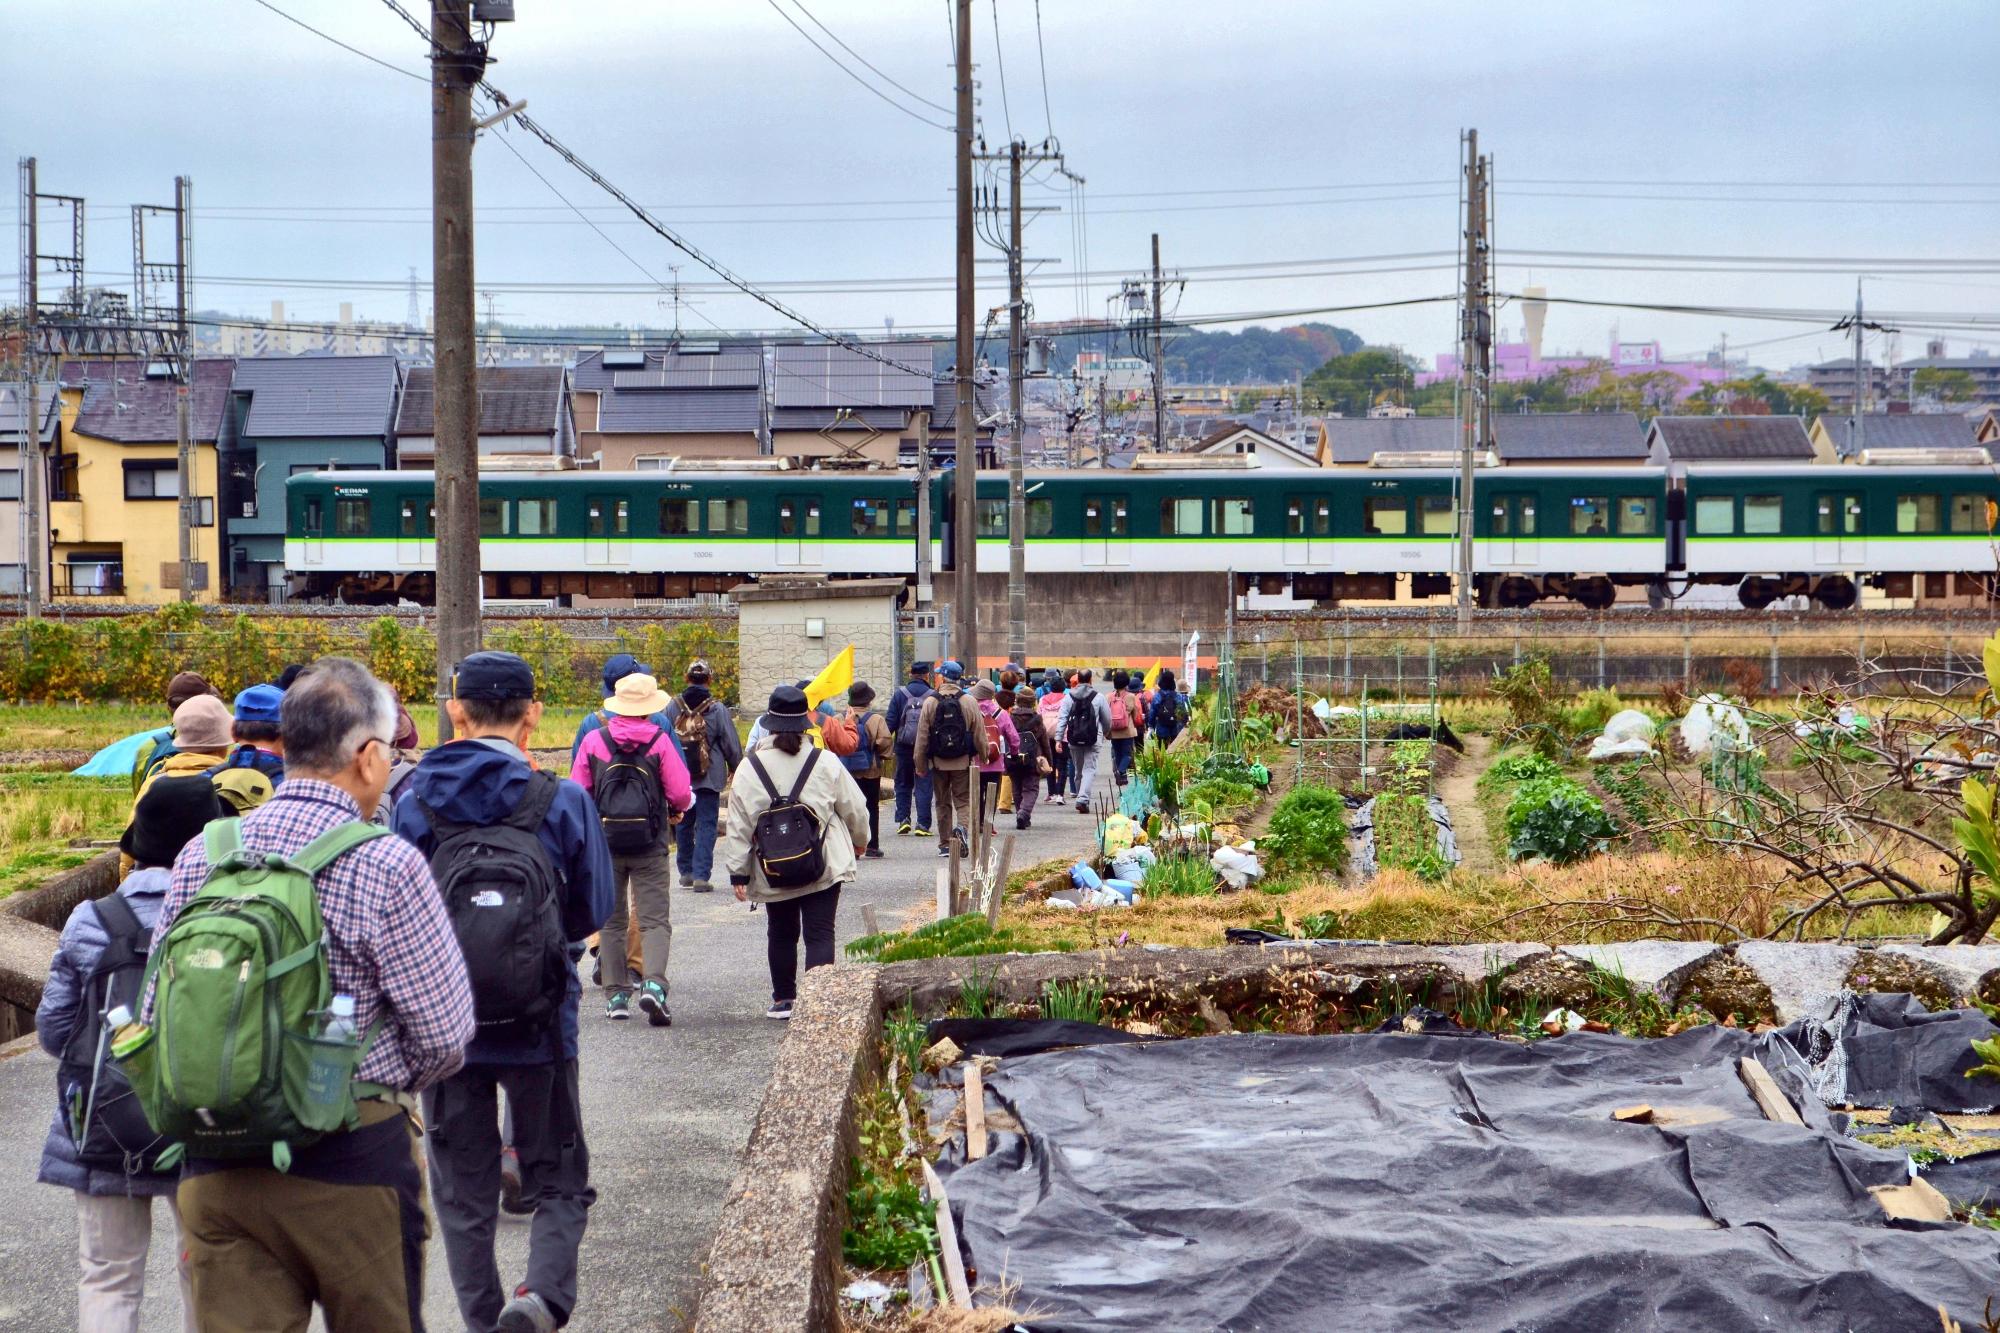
[1422,335,1734,402]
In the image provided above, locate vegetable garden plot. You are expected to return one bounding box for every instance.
[929,1026,2000,1332]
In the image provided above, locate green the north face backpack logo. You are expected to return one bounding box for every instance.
[121,817,388,1172]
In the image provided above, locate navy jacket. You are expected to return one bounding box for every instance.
[887,679,933,749]
[392,738,614,1066]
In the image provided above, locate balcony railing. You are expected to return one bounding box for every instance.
[53,568,126,598]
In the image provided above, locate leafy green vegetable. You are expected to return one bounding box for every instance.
[1504,776,1616,865]
[1261,784,1351,877]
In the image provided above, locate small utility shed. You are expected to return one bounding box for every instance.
[222,354,400,600]
[1647,415,1817,465]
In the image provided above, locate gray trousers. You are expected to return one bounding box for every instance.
[1069,742,1104,805]
[425,1060,595,1329]
[596,850,673,992]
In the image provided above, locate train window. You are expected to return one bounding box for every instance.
[334,498,370,537]
[303,498,324,536]
[779,500,821,538]
[399,499,430,537]
[1161,497,1204,535]
[479,497,510,536]
[1895,494,1939,534]
[517,498,558,536]
[1817,494,1861,536]
[977,499,1008,537]
[1083,495,1127,537]
[1743,495,1782,535]
[588,499,629,537]
[895,498,918,535]
[661,499,698,535]
[1490,501,1510,536]
[1570,497,1610,536]
[1419,496,1454,536]
[1287,496,1331,536]
[1951,494,1992,534]
[1363,497,1407,535]
[1213,497,1255,536]
[1618,497,1656,536]
[707,498,749,535]
[1694,496,1734,534]
[852,498,889,537]
[1028,498,1053,536]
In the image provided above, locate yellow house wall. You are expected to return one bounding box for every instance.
[55,387,221,602]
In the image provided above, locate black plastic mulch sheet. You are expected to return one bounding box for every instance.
[932,1026,2000,1332]
[1766,991,2000,1113]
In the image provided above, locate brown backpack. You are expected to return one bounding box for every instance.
[674,700,713,778]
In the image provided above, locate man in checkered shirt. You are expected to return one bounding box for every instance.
[154,657,474,1333]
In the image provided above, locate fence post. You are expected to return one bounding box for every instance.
[1512,623,1522,668]
[1394,642,1404,702]
[1856,623,1866,695]
[1768,621,1780,695]
[1342,620,1353,693]
[1427,620,1437,690]
[1682,625,1692,687]
[1596,629,1607,690]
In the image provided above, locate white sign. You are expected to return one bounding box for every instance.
[1182,631,1200,697]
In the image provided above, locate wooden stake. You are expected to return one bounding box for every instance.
[936,864,953,921]
[964,1062,988,1160]
[1737,1057,1805,1126]
[861,903,880,937]
[986,834,1015,929]
[920,1160,974,1308]
[948,833,962,916]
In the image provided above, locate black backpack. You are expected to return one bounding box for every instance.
[590,724,668,855]
[927,693,974,761]
[57,893,170,1173]
[747,750,827,888]
[420,772,569,1032]
[1152,691,1187,740]
[893,685,928,748]
[1007,709,1043,774]
[1065,692,1101,749]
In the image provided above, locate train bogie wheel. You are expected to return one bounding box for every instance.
[1813,576,1857,611]
[1738,577,1779,611]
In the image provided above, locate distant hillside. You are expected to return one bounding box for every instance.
[1162,323,1363,384]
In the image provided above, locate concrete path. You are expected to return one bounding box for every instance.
[0,776,1104,1331]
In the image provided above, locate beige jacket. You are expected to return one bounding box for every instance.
[718,742,871,904]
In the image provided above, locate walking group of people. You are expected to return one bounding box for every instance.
[35,646,1191,1331]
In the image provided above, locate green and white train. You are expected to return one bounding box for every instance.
[285,459,2000,610]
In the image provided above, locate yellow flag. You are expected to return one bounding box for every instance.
[1141,659,1163,690]
[804,644,856,711]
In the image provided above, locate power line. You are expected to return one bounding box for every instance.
[244,0,428,82]
[762,0,951,130]
[781,0,952,114]
[1032,0,1055,140]
[988,0,1012,141]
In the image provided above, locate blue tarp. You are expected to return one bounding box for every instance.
[70,727,170,779]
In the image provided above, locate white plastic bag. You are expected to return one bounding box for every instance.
[1588,709,1658,761]
[1680,694,1749,758]
[1210,845,1263,890]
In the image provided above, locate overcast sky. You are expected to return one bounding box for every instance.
[5,0,1997,371]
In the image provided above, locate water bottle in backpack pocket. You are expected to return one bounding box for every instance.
[58,893,169,1174]
[420,771,570,1033]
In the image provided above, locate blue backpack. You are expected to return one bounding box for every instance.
[840,709,878,773]
[1151,691,1188,742]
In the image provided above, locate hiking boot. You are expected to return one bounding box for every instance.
[499,1147,531,1216]
[896,821,912,835]
[766,999,794,1020]
[912,825,934,838]
[692,879,714,894]
[1075,801,1090,813]
[605,989,632,1021]
[863,846,884,859]
[638,980,671,1028]
[498,1289,557,1333]
[1015,816,1028,830]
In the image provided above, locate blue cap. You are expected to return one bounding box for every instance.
[937,660,964,682]
[233,683,285,724]
[454,651,536,702]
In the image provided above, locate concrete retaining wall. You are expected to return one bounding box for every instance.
[0,852,117,1042]
[691,935,2000,1330]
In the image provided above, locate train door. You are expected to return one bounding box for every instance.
[301,495,325,567]
[586,495,630,566]
[396,497,431,566]
[1082,493,1129,567]
[1814,492,1862,566]
[1491,493,1537,566]
[1285,493,1329,567]
[777,495,823,566]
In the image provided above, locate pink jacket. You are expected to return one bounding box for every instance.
[571,715,694,813]
[977,698,1020,775]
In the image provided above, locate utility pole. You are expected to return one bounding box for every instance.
[1150,233,1166,452]
[913,405,932,605]
[1851,277,1866,458]
[951,0,978,671]
[1006,139,1026,666]
[173,175,195,604]
[17,158,42,618]
[431,0,485,741]
[1456,130,1492,630]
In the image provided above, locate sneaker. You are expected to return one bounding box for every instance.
[1015,816,1028,830]
[766,999,794,1020]
[499,1147,532,1216]
[938,844,952,857]
[863,846,885,859]
[1076,801,1090,813]
[912,826,934,838]
[896,821,912,835]
[638,980,672,1028]
[692,879,714,894]
[954,828,970,860]
[498,1289,557,1333]
[605,989,632,1021]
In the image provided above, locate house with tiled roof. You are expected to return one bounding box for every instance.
[1324,412,1649,467]
[51,358,235,601]
[1645,415,1818,465]
[1807,410,1982,461]
[393,365,574,468]
[221,355,402,599]
[768,342,994,466]
[572,343,765,466]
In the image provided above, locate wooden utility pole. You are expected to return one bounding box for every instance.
[173,175,195,604]
[432,0,483,739]
[1006,139,1026,667]
[951,0,978,671]
[1457,131,1491,629]
[912,405,932,605]
[18,158,42,618]
[1150,233,1166,452]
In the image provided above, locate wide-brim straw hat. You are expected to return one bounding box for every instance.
[605,672,672,717]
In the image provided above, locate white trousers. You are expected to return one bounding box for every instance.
[75,1192,195,1333]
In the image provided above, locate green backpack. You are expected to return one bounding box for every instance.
[120,818,388,1172]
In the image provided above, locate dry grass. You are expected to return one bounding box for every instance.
[842,1306,1035,1332]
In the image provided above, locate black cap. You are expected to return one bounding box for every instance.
[760,683,813,734]
[910,660,932,677]
[453,651,536,702]
[122,775,225,869]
